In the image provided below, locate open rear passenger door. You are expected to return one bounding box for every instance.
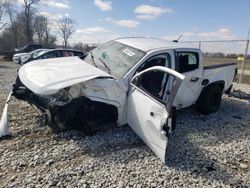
[127,66,185,163]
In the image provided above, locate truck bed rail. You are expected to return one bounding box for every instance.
[204,63,236,70]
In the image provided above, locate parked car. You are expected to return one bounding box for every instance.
[14,44,43,53]
[3,44,43,61]
[22,49,86,64]
[0,37,237,163]
[13,49,50,64]
[13,52,28,64]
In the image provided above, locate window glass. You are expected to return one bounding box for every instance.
[63,51,70,57]
[32,49,50,58]
[137,54,171,72]
[134,70,171,101]
[177,52,199,73]
[41,51,59,59]
[135,54,171,100]
[75,52,83,57]
[84,41,146,79]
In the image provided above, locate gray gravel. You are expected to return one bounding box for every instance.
[0,60,249,188]
[0,61,19,94]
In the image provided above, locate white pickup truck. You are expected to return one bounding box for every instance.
[0,37,237,162]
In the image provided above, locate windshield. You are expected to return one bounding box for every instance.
[32,49,50,58]
[84,41,146,79]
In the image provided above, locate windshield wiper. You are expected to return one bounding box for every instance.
[90,51,97,67]
[98,57,112,74]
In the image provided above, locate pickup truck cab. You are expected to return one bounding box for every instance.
[0,37,237,162]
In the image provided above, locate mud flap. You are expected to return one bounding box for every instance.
[0,92,12,137]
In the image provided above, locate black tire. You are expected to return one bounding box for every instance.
[197,85,223,115]
[47,98,95,135]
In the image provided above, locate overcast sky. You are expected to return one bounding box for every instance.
[17,0,250,53]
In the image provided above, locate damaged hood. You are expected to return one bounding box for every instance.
[18,56,113,95]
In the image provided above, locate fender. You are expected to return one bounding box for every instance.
[201,80,225,89]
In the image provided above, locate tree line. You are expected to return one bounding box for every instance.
[0,0,77,53]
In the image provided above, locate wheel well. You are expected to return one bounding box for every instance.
[88,100,119,124]
[197,81,225,103]
[204,81,225,91]
[213,81,225,90]
[50,97,119,132]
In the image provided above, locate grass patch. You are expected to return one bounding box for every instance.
[235,74,250,85]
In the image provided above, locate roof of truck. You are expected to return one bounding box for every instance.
[115,37,197,52]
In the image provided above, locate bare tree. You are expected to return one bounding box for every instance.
[44,24,51,46]
[33,15,57,47]
[44,22,57,47]
[23,0,39,43]
[34,15,47,43]
[15,11,30,46]
[0,0,58,53]
[57,17,76,48]
[0,21,7,31]
[4,1,18,47]
[0,1,7,21]
[0,1,7,31]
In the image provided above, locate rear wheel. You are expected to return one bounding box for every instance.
[197,85,223,115]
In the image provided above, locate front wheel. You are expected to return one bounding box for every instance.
[196,85,223,115]
[47,98,90,133]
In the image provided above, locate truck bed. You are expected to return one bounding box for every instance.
[203,63,237,91]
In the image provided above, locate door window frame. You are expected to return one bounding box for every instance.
[130,76,167,108]
[130,53,173,100]
[130,66,185,112]
[131,69,179,107]
[176,51,199,73]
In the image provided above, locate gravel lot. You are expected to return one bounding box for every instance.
[0,60,249,188]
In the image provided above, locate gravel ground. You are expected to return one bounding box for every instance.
[0,60,249,188]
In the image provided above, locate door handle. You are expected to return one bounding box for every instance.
[190,77,199,82]
[150,112,162,116]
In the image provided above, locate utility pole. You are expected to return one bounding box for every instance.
[239,28,250,83]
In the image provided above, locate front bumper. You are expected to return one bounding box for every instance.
[0,77,53,137]
[0,77,34,137]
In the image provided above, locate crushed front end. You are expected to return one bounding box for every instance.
[0,57,124,136]
[11,76,118,134]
